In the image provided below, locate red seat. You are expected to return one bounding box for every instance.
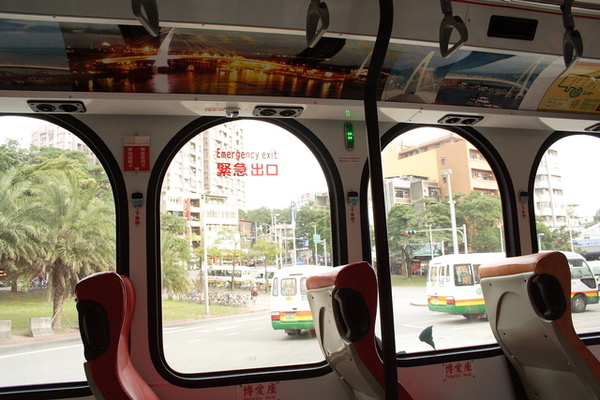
[306,261,413,400]
[76,271,159,400]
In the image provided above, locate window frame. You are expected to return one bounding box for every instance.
[364,123,519,360]
[146,116,345,387]
[0,114,128,398]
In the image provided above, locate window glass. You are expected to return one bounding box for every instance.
[427,266,438,282]
[534,135,600,332]
[281,278,297,296]
[300,277,308,295]
[454,264,473,286]
[160,120,331,374]
[380,127,504,353]
[473,264,482,284]
[0,116,116,388]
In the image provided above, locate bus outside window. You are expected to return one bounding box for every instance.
[270,265,332,336]
[160,121,333,373]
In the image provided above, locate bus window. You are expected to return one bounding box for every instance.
[159,120,333,374]
[300,277,309,295]
[438,265,447,284]
[380,127,504,353]
[535,135,600,333]
[473,264,482,284]
[454,264,474,286]
[281,278,297,296]
[0,117,117,388]
[428,266,438,282]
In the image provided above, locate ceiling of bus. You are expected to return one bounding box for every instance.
[0,17,597,118]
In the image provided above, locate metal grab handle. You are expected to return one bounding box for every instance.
[439,0,468,58]
[561,0,583,68]
[563,29,583,69]
[306,0,329,48]
[439,14,468,58]
[132,0,160,37]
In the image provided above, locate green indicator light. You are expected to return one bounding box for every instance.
[345,122,354,150]
[345,109,351,117]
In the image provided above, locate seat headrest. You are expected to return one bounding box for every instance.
[333,287,370,343]
[77,300,111,361]
[75,272,128,362]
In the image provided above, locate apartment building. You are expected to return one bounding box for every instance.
[31,123,100,165]
[161,123,246,253]
[382,131,568,229]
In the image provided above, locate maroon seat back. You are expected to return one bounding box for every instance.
[76,271,159,400]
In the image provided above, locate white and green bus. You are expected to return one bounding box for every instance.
[270,265,332,335]
[427,251,599,319]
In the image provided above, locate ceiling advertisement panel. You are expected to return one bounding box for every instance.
[0,18,597,115]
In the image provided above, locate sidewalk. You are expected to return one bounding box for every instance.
[246,290,270,312]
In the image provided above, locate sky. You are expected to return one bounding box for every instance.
[551,136,600,217]
[238,120,328,210]
[0,116,38,144]
[0,116,597,217]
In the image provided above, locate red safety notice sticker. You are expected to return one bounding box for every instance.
[443,360,474,381]
[123,136,150,172]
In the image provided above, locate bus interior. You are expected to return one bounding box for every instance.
[0,0,600,399]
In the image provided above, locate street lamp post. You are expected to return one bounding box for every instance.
[442,169,459,254]
[428,225,434,260]
[201,191,211,315]
[291,202,297,266]
[566,210,575,252]
[537,233,545,251]
[272,212,280,268]
[313,225,318,265]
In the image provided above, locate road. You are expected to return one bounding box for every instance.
[163,311,323,373]
[2,286,600,386]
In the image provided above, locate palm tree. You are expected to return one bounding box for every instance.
[31,171,115,330]
[0,169,42,291]
[161,231,191,300]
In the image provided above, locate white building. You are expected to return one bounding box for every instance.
[31,123,100,165]
[161,122,246,257]
[534,148,568,229]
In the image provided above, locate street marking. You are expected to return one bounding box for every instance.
[0,344,81,359]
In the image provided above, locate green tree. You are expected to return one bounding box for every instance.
[249,238,280,266]
[0,139,31,173]
[295,202,331,264]
[535,216,554,251]
[0,169,42,291]
[31,170,115,329]
[239,206,273,228]
[593,209,600,225]
[414,197,454,254]
[387,204,420,275]
[161,214,192,300]
[215,227,242,289]
[456,191,503,253]
[551,225,578,251]
[535,216,577,252]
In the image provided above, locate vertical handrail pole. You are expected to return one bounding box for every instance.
[364,0,398,398]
